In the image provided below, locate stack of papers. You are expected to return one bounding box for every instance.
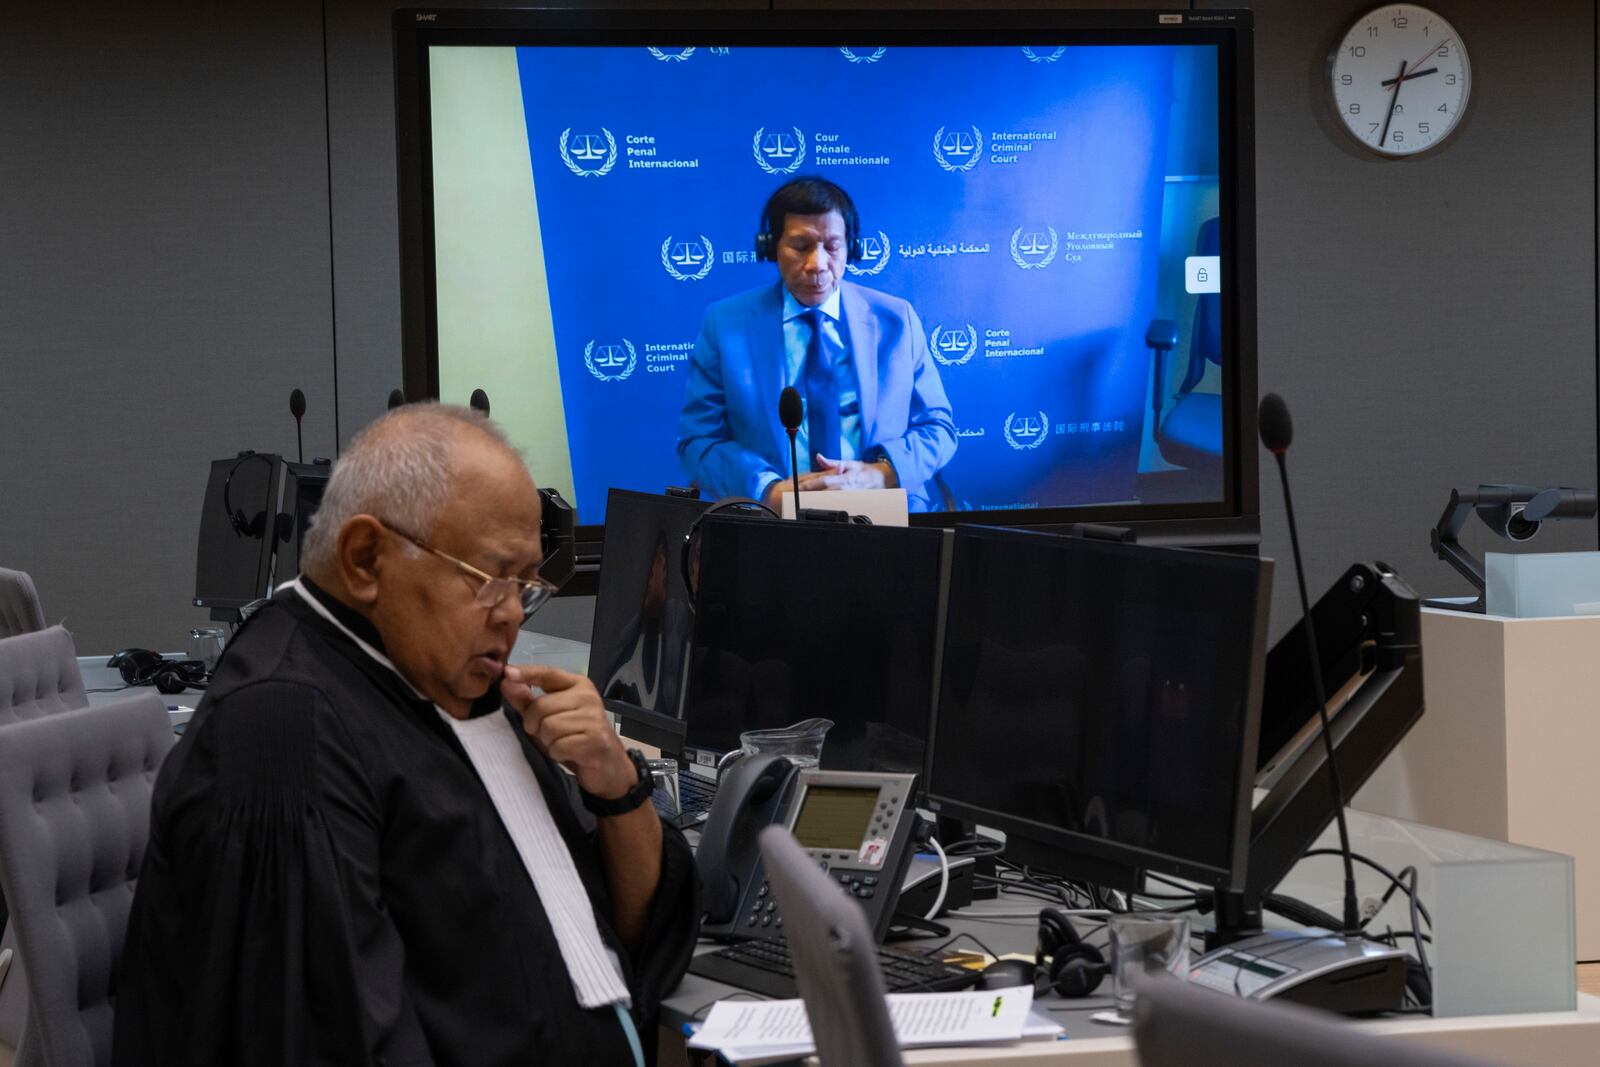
[687,987,1062,1064]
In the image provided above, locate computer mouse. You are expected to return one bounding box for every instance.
[977,958,1037,990]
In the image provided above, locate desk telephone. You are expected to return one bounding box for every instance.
[696,755,920,942]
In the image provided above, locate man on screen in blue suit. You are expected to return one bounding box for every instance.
[677,177,957,512]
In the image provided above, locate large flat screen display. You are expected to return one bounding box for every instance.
[396,10,1256,543]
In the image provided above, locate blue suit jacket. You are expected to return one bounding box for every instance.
[677,281,957,511]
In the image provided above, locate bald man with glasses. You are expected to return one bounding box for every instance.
[116,404,698,1067]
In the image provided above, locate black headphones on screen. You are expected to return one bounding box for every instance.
[223,451,277,539]
[679,496,781,603]
[754,177,865,264]
[1037,907,1110,998]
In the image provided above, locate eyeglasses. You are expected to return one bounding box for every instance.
[379,519,557,619]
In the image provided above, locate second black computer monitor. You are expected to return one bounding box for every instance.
[927,525,1271,891]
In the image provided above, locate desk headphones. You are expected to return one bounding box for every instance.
[754,177,864,264]
[1037,907,1110,997]
[223,451,276,538]
[108,649,210,695]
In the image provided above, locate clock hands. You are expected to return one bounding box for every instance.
[1378,60,1408,148]
[1382,65,1437,87]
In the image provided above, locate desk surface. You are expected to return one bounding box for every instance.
[667,893,1600,1066]
[666,862,1592,1066]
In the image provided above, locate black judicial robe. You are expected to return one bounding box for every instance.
[113,583,699,1066]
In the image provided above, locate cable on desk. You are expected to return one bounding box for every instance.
[941,836,1006,859]
[923,837,951,922]
[920,929,1005,963]
[1300,849,1434,930]
[687,990,763,1022]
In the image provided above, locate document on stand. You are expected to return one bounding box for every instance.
[688,987,1044,1062]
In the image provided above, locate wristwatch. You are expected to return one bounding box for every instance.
[580,748,655,817]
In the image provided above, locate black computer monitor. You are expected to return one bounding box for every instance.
[683,515,946,776]
[926,525,1271,891]
[588,489,707,747]
[276,460,331,581]
[194,453,282,617]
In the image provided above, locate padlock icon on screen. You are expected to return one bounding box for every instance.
[1196,267,1209,284]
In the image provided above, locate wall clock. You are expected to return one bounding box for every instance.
[1329,5,1472,158]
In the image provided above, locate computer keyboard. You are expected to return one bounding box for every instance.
[688,938,976,1000]
[653,771,717,829]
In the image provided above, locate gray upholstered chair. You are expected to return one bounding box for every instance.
[0,625,91,1062]
[0,571,45,640]
[1133,973,1509,1067]
[759,825,903,1067]
[0,627,87,726]
[0,695,175,1067]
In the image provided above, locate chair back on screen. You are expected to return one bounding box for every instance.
[759,825,903,1066]
[0,570,45,641]
[0,627,87,726]
[1133,975,1510,1067]
[0,695,175,1067]
[1143,216,1223,476]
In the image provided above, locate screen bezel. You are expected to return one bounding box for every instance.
[394,8,1259,557]
[922,525,1271,891]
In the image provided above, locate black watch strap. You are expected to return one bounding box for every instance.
[580,748,655,817]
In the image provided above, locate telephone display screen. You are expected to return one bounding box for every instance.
[790,786,879,851]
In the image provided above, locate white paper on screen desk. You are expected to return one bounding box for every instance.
[687,987,1052,1062]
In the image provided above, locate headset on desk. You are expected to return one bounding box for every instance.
[106,649,209,695]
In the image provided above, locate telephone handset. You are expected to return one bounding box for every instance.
[696,759,920,943]
[697,754,800,939]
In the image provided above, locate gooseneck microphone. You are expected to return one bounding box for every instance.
[387,388,406,411]
[289,389,306,463]
[779,386,804,519]
[470,388,491,416]
[1260,392,1361,938]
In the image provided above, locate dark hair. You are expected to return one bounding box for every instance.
[761,177,859,245]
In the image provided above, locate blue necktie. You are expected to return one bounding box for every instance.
[802,308,840,466]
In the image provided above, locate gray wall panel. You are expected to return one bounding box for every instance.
[1236,0,1596,632]
[0,0,335,653]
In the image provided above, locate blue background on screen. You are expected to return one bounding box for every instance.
[511,44,1220,523]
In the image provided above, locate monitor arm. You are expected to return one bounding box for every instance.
[1428,485,1598,612]
[1208,563,1424,949]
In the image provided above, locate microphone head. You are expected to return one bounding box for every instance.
[387,388,406,411]
[289,388,306,419]
[469,388,490,415]
[779,386,804,432]
[1258,392,1293,454]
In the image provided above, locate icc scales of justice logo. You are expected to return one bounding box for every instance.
[585,339,638,382]
[928,324,978,367]
[1004,411,1050,450]
[1021,46,1067,64]
[844,231,891,278]
[559,127,618,177]
[933,125,982,172]
[1010,226,1059,270]
[646,47,696,62]
[839,47,887,63]
[753,126,807,175]
[661,236,714,281]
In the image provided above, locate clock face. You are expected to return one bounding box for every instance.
[1329,5,1471,158]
